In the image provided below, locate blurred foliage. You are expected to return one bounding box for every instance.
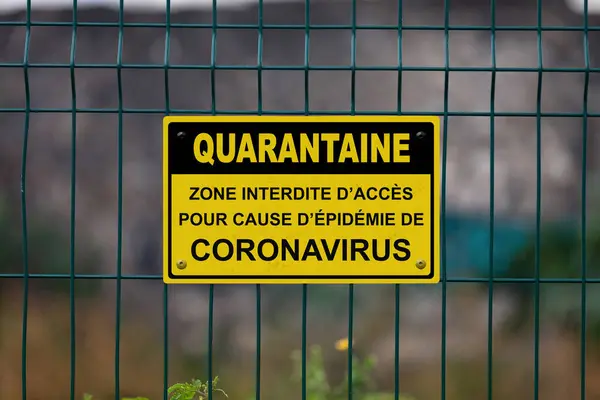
[286,341,416,400]
[501,216,600,344]
[0,195,100,296]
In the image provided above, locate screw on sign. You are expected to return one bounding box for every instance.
[176,259,187,269]
[415,259,427,269]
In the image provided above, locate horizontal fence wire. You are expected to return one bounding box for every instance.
[2,274,600,283]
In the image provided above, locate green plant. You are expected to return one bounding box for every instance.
[168,377,228,400]
[82,376,227,400]
[288,339,416,400]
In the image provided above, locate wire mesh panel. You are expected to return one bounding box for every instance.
[0,0,596,399]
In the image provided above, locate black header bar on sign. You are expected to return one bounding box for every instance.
[167,122,434,175]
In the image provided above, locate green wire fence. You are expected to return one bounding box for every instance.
[0,0,595,398]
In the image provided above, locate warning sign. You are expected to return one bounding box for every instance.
[163,116,440,284]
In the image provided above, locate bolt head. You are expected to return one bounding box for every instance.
[176,259,187,269]
[415,259,427,269]
[416,131,426,139]
[177,131,186,139]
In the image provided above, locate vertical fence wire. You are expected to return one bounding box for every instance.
[304,0,310,117]
[256,285,262,400]
[581,0,590,398]
[488,0,497,397]
[256,0,265,396]
[115,0,125,397]
[348,0,358,395]
[347,284,355,400]
[19,0,32,398]
[441,0,451,398]
[68,0,78,398]
[163,0,172,396]
[208,285,215,400]
[163,283,169,400]
[207,0,219,397]
[395,1,404,397]
[534,0,543,397]
[301,285,308,400]
[302,0,310,397]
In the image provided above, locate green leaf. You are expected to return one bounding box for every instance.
[168,381,197,400]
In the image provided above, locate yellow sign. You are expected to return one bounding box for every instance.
[163,116,440,284]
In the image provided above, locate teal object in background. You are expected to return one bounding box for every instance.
[444,214,531,277]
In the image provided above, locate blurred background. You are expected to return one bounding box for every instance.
[2,0,600,398]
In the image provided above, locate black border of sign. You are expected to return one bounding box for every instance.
[164,117,437,282]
